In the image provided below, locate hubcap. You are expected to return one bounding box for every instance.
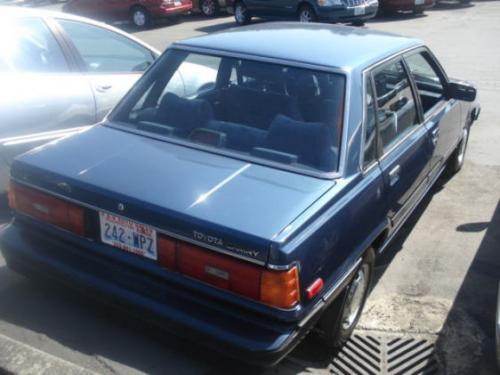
[202,0,215,15]
[299,9,312,22]
[133,10,146,26]
[235,4,245,22]
[341,264,369,330]
[457,127,468,165]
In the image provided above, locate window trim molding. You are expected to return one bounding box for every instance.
[361,50,427,166]
[403,47,450,121]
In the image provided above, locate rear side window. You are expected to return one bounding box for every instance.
[58,20,154,73]
[372,60,419,152]
[0,17,68,73]
[405,51,445,115]
[112,50,346,174]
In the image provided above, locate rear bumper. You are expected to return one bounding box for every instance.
[0,222,320,366]
[316,2,378,21]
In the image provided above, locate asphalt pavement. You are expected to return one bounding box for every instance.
[0,2,499,374]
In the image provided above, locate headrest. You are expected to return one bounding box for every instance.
[157,93,213,131]
[285,69,319,99]
[267,115,337,171]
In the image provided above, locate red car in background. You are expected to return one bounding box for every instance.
[63,0,192,28]
[378,0,435,14]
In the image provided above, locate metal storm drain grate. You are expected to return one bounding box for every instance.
[330,333,440,375]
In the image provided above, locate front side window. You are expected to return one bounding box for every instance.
[58,20,154,73]
[112,50,346,173]
[373,59,419,152]
[405,51,445,115]
[0,17,68,73]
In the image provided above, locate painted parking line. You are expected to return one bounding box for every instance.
[0,333,97,375]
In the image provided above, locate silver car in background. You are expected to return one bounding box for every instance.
[0,7,159,197]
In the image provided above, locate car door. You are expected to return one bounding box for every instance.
[245,0,291,16]
[0,16,96,174]
[371,57,434,230]
[56,19,156,121]
[404,48,462,182]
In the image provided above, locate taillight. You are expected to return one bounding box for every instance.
[9,182,85,236]
[158,234,300,309]
[261,267,300,309]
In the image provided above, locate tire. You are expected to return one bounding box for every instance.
[351,20,365,26]
[316,248,375,349]
[448,126,470,174]
[298,4,317,22]
[234,1,251,25]
[413,7,424,14]
[130,6,150,28]
[200,0,219,17]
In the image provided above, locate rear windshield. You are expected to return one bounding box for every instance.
[111,50,345,174]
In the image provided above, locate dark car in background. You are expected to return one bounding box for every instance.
[378,0,435,14]
[0,23,480,365]
[193,0,233,16]
[233,0,378,25]
[63,0,193,28]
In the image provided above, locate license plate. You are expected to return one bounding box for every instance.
[415,0,424,5]
[100,212,157,260]
[354,6,366,15]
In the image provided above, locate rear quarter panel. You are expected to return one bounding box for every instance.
[272,170,387,309]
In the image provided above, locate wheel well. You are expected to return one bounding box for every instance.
[130,4,146,14]
[371,229,389,253]
[297,1,314,13]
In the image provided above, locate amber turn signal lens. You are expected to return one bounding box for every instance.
[260,266,300,309]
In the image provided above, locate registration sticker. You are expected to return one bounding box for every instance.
[100,212,157,260]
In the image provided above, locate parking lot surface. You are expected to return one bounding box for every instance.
[1,2,499,374]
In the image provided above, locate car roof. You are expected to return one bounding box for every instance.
[174,22,424,72]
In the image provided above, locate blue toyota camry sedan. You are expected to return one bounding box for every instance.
[0,23,480,366]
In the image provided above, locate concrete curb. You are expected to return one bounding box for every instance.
[0,333,96,375]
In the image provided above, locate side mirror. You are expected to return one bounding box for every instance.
[446,80,477,102]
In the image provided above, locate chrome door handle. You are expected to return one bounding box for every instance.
[431,127,440,145]
[96,85,112,93]
[389,165,401,187]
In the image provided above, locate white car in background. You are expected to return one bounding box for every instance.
[0,7,159,199]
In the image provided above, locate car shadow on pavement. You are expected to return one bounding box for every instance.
[433,199,500,374]
[372,170,450,284]
[368,12,428,24]
[429,1,475,11]
[195,21,240,34]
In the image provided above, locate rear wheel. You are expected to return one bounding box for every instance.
[130,6,150,28]
[298,4,317,22]
[449,126,470,174]
[200,0,219,16]
[316,249,375,349]
[413,7,424,14]
[351,20,365,26]
[234,1,251,25]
